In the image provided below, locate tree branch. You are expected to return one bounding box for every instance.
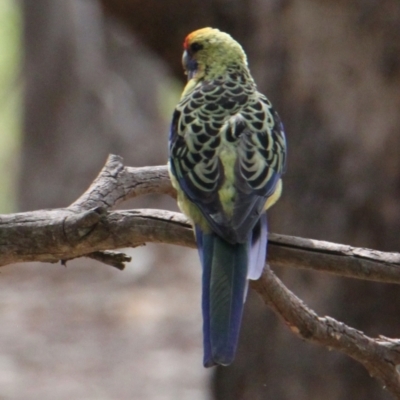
[2,154,400,397]
[251,269,400,397]
[2,155,400,283]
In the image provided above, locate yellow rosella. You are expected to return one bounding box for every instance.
[168,28,286,367]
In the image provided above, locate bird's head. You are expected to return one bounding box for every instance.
[182,27,248,81]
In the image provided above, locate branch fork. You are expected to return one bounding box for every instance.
[2,154,400,397]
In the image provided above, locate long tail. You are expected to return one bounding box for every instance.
[195,227,248,367]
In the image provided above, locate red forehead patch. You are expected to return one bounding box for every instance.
[183,32,195,50]
[183,35,190,50]
[183,28,214,50]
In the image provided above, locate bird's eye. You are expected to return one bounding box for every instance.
[190,42,203,53]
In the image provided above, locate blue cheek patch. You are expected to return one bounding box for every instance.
[187,59,198,80]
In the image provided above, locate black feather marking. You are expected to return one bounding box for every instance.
[205,103,219,112]
[205,95,218,102]
[261,97,272,106]
[191,170,216,191]
[204,124,219,136]
[171,110,181,128]
[257,132,269,148]
[192,124,202,133]
[254,112,265,120]
[236,94,248,106]
[213,86,225,95]
[258,148,270,160]
[181,157,196,171]
[249,168,269,189]
[171,132,186,153]
[222,100,237,110]
[197,133,210,144]
[203,167,219,181]
[251,102,262,111]
[191,152,202,163]
[240,167,254,180]
[184,104,193,114]
[203,149,216,159]
[190,100,202,108]
[194,142,202,151]
[251,121,263,130]
[242,159,253,169]
[192,91,203,99]
[179,120,186,132]
[225,128,236,143]
[202,84,217,93]
[209,136,221,149]
[246,149,255,159]
[197,112,209,123]
[185,115,195,124]
[224,81,237,89]
[229,87,243,95]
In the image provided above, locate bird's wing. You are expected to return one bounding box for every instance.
[169,80,286,243]
[169,76,249,235]
[231,94,286,242]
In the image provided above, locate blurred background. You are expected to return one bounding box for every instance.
[0,0,399,399]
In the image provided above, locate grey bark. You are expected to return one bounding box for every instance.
[6,155,400,397]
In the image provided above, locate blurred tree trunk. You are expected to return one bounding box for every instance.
[101,0,400,399]
[20,0,168,211]
[14,1,207,399]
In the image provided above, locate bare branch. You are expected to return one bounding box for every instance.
[85,251,132,270]
[0,209,193,267]
[3,154,400,397]
[268,234,400,284]
[70,154,175,212]
[2,155,399,284]
[251,268,400,397]
[2,206,400,286]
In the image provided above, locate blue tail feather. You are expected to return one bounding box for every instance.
[196,226,248,367]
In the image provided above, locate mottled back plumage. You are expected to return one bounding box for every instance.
[168,27,287,367]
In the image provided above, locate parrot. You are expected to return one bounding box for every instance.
[168,27,287,367]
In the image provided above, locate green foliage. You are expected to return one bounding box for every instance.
[0,0,21,212]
